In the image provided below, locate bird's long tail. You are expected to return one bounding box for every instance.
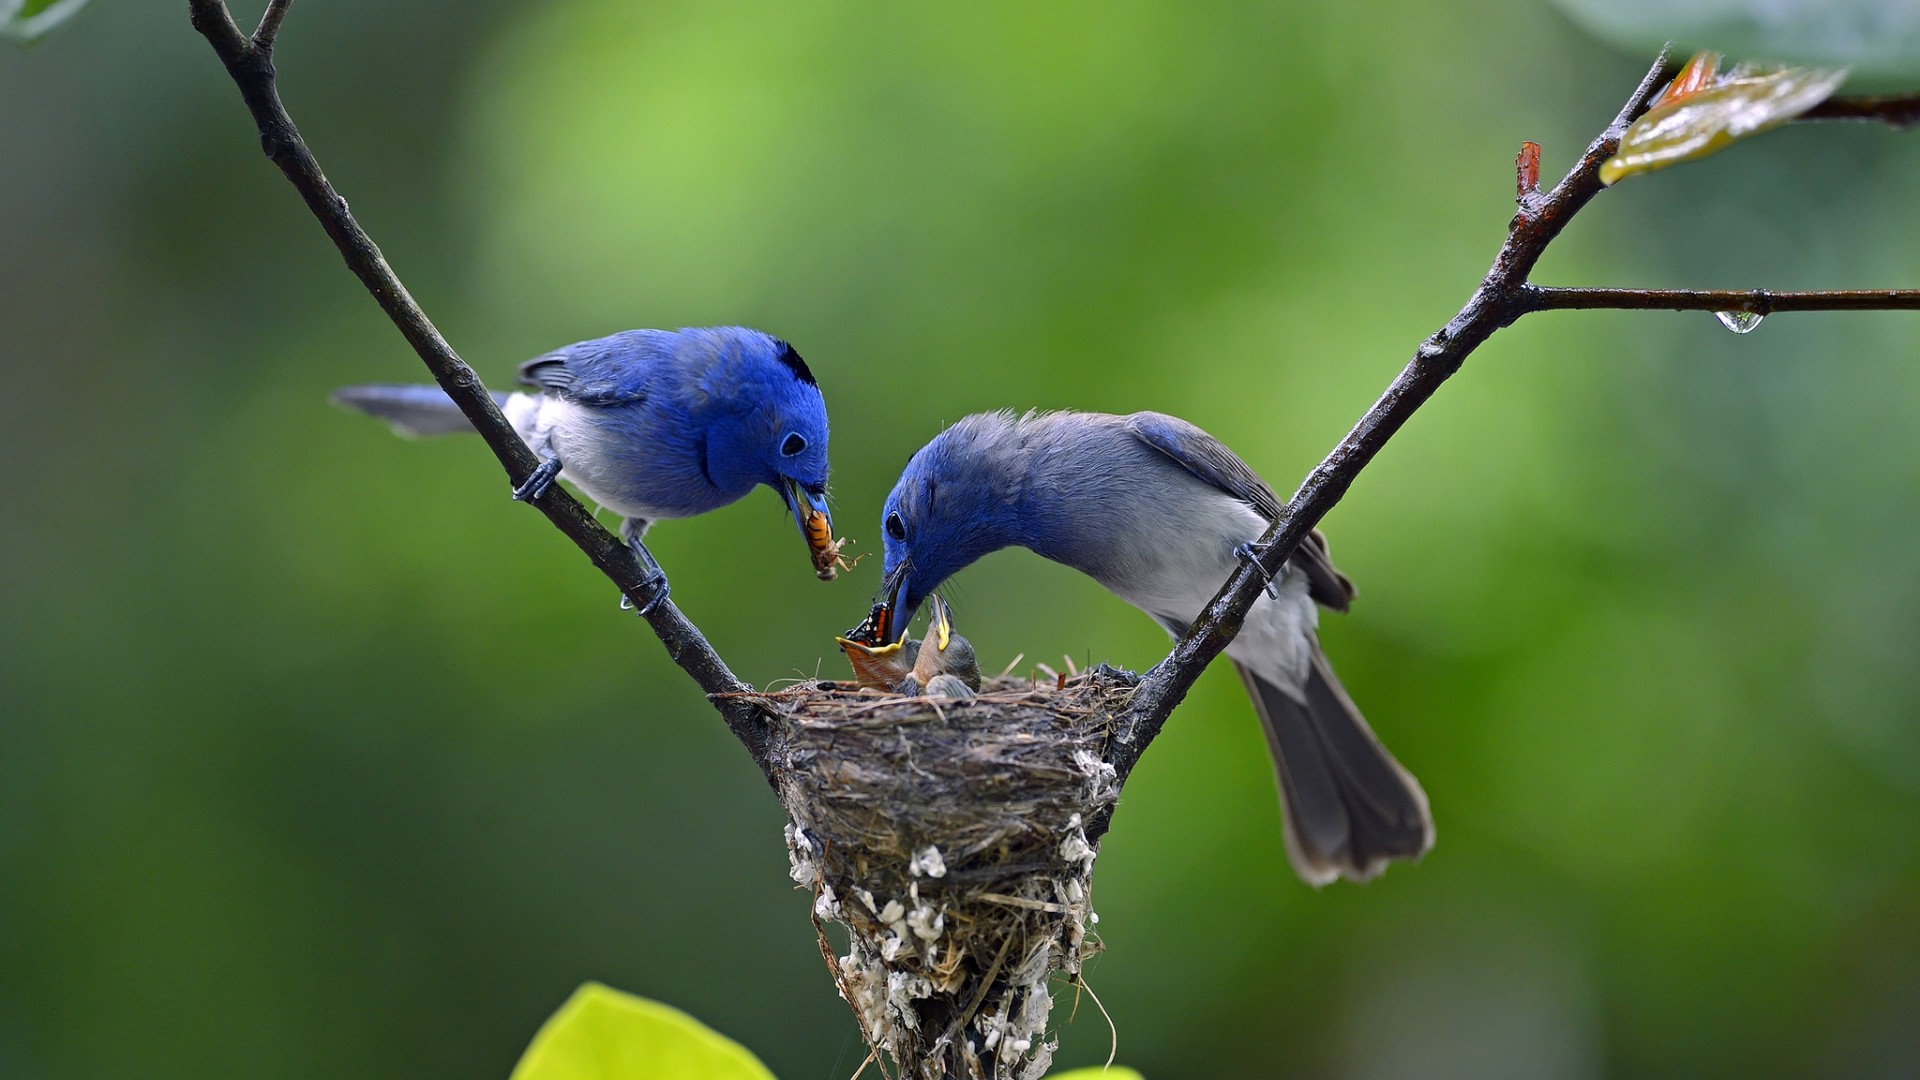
[1235,647,1433,886]
[330,384,514,437]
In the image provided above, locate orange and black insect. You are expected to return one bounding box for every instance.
[806,514,863,582]
[842,602,894,648]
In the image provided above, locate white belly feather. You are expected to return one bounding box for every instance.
[503,393,677,522]
[1105,492,1319,699]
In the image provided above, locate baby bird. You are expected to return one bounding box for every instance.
[834,595,979,698]
[835,602,918,692]
[907,596,982,699]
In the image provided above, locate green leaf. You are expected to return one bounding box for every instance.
[1050,1069,1145,1079]
[510,983,776,1080]
[1549,0,1920,78]
[1600,61,1848,184]
[1,0,89,44]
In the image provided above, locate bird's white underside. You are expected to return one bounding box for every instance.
[1106,493,1319,701]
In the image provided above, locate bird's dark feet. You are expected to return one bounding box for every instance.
[618,570,671,617]
[1235,541,1284,599]
[511,457,562,503]
[617,535,672,616]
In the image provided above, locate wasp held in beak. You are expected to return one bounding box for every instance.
[780,478,847,581]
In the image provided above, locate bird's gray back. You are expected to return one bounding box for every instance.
[936,409,1316,693]
[1012,412,1265,608]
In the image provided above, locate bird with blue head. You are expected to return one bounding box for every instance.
[870,409,1433,886]
[334,326,838,610]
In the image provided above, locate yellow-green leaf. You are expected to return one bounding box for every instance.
[1600,62,1848,184]
[510,983,776,1080]
[1,0,89,44]
[1050,1070,1145,1079]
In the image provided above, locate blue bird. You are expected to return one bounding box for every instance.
[874,410,1432,885]
[333,327,836,609]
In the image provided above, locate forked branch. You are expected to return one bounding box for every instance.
[187,0,781,775]
[186,6,1919,831]
[1100,50,1920,814]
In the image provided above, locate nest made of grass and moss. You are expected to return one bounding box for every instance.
[758,665,1136,938]
[758,667,1138,1078]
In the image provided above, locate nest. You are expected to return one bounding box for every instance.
[755,667,1138,1080]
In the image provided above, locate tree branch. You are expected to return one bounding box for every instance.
[252,0,290,51]
[1526,286,1920,314]
[1801,93,1920,128]
[187,0,781,776]
[1100,53,1920,822]
[1101,50,1681,790]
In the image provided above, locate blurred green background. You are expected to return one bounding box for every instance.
[5,2,1919,1077]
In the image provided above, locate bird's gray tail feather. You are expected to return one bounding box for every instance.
[330,384,511,437]
[1235,648,1433,886]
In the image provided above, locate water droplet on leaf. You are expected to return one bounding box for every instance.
[1714,310,1765,334]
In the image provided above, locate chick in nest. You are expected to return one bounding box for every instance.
[834,601,917,691]
[836,595,980,699]
[908,595,981,699]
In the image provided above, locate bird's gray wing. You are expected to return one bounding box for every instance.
[1125,411,1355,611]
[516,330,669,406]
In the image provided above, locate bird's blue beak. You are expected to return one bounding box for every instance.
[781,477,838,581]
[881,561,917,646]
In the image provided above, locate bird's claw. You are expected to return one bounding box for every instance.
[1235,542,1284,599]
[618,535,672,616]
[512,457,562,503]
[618,570,672,617]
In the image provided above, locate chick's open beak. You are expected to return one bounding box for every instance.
[911,595,954,686]
[835,609,916,690]
[927,594,953,653]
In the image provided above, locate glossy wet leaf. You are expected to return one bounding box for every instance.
[1600,63,1848,184]
[510,983,776,1080]
[1550,0,1920,77]
[0,0,89,44]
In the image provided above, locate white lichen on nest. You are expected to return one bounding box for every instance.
[761,669,1132,1080]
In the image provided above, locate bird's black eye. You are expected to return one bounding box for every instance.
[886,511,907,542]
[781,433,807,457]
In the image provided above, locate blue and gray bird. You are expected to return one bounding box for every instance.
[875,410,1432,885]
[333,327,837,607]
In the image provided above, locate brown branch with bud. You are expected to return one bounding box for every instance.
[1101,49,1920,821]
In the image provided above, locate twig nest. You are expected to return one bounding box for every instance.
[760,668,1136,1080]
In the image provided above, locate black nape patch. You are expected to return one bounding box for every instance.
[776,340,817,386]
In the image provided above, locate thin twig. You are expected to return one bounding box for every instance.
[1098,49,1684,807]
[1801,93,1920,129]
[252,0,291,50]
[186,0,780,776]
[1527,286,1920,314]
[1098,53,1920,830]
